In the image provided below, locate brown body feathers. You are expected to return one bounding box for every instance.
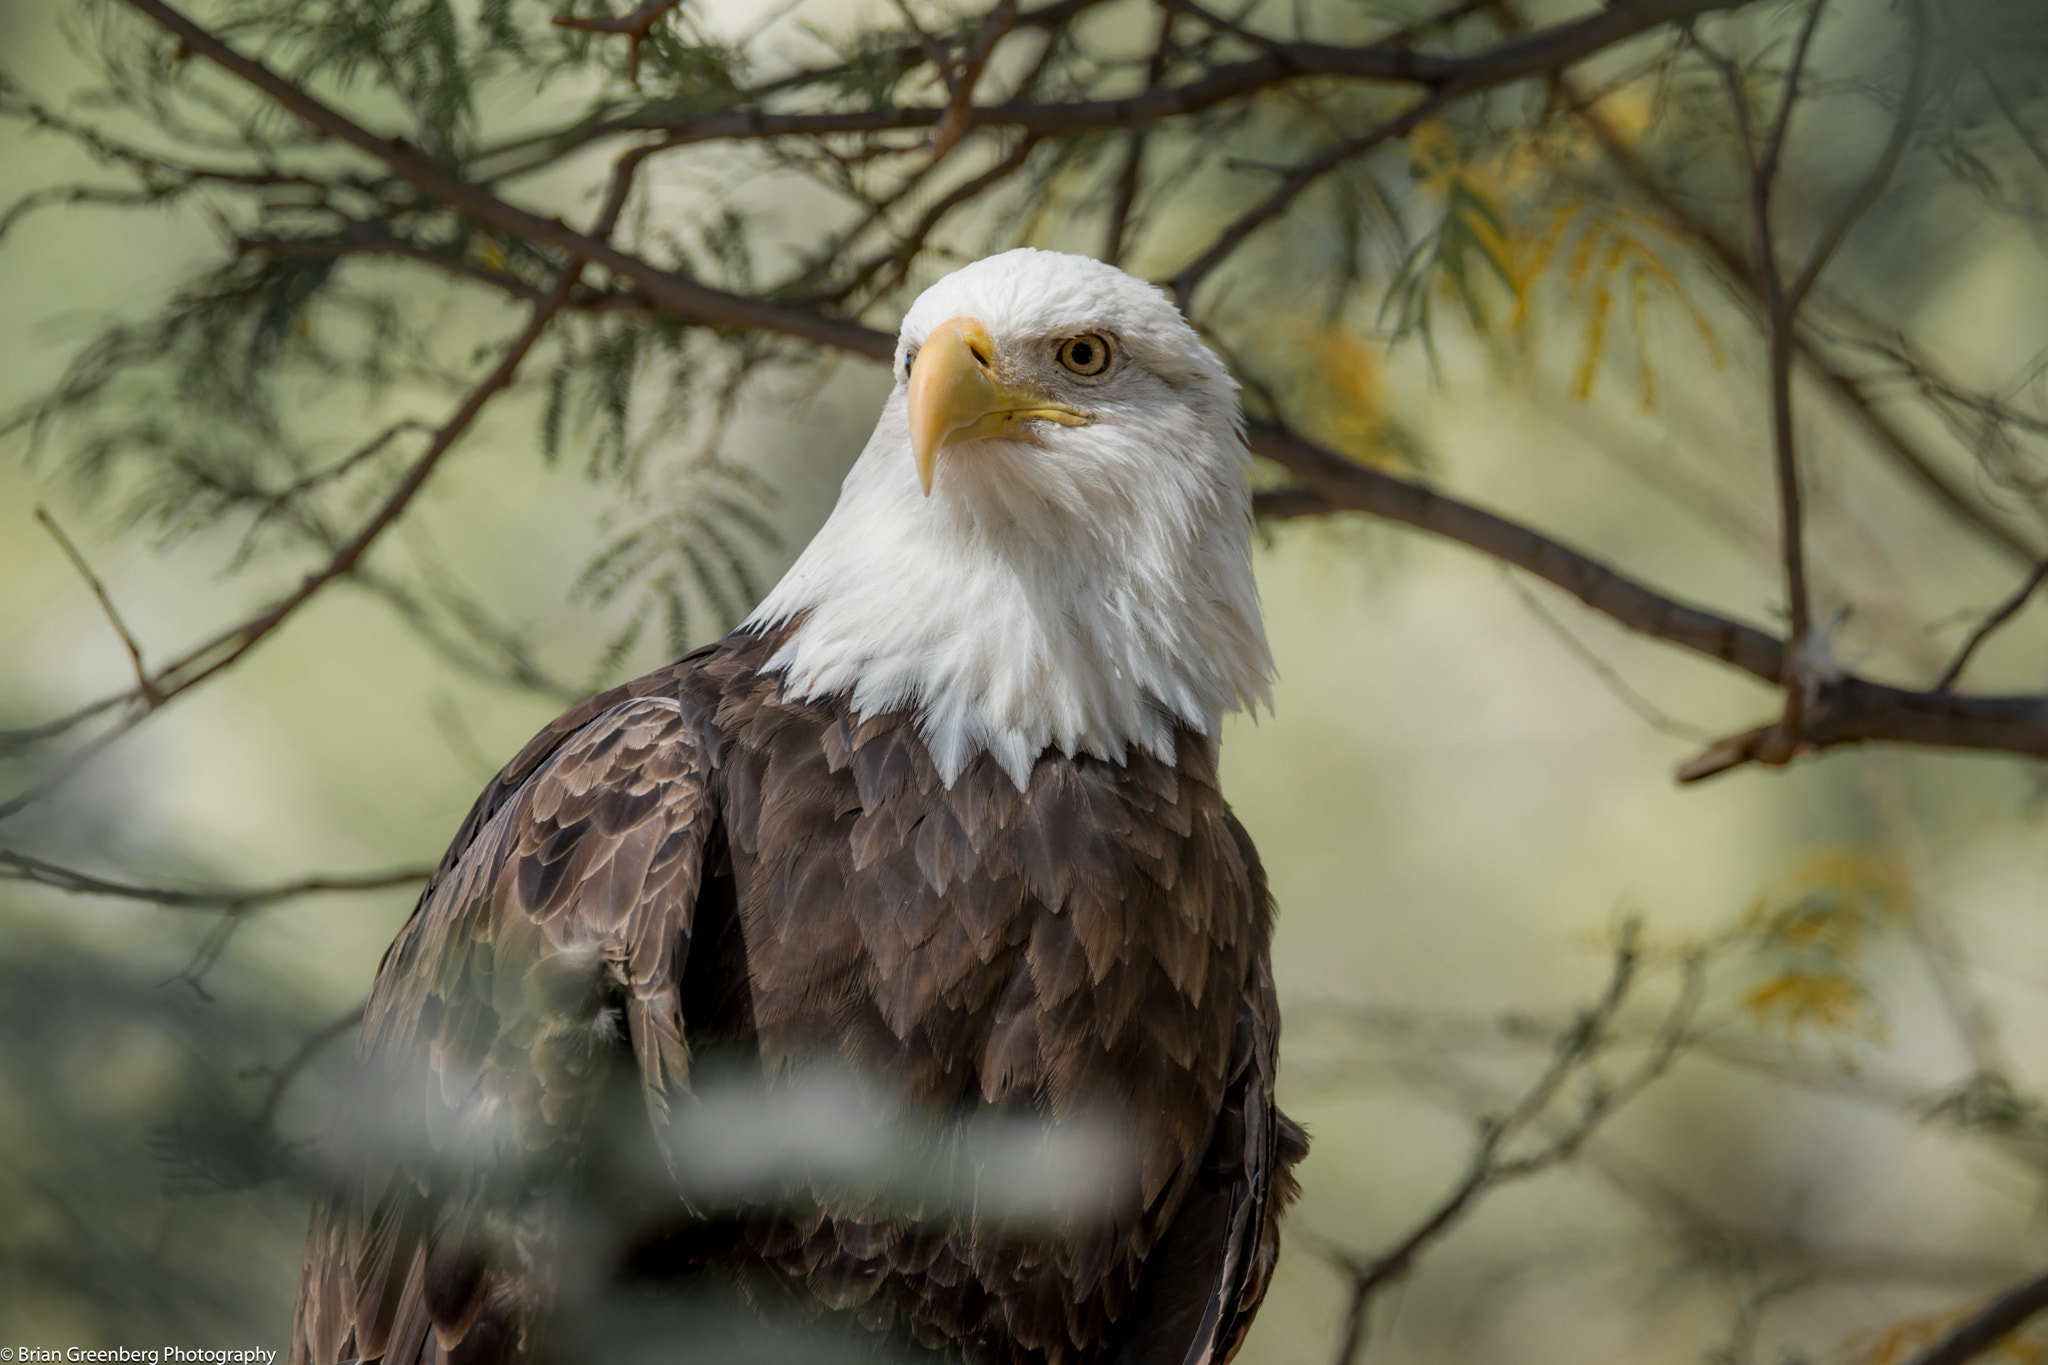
[290,627,1302,1365]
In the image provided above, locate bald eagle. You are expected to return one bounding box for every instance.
[290,250,1304,1365]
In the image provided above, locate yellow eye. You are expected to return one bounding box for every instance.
[1056,333,1111,377]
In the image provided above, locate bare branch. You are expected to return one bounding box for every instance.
[0,848,427,913]
[1864,761,2012,1081]
[889,0,963,101]
[1245,423,1787,684]
[1785,2,1929,310]
[1104,9,1176,267]
[1250,426,2048,775]
[1323,932,1702,1364]
[1935,555,2048,692]
[830,137,1042,309]
[35,508,159,706]
[241,1002,365,1129]
[1757,1,1829,204]
[1172,90,1454,312]
[1699,29,1815,755]
[1502,572,1722,742]
[551,0,685,84]
[1902,1271,2048,1365]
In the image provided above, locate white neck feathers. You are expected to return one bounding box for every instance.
[742,250,1273,791]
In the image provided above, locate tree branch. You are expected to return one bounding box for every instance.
[1246,426,2048,777]
[1566,75,2041,566]
[117,0,892,358]
[0,848,428,912]
[564,0,1759,146]
[1902,1271,2048,1365]
[1757,1,1829,204]
[1246,424,1787,683]
[826,136,1041,310]
[551,0,686,84]
[1785,2,1929,311]
[35,507,160,706]
[1172,89,1454,311]
[930,0,1020,160]
[1934,554,2048,692]
[88,0,2048,795]
[1104,9,1176,267]
[0,136,645,816]
[1323,930,1701,1364]
[241,1002,365,1129]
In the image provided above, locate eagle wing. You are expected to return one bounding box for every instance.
[1110,820,1305,1365]
[290,691,714,1365]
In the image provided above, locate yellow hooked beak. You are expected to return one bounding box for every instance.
[906,316,1089,495]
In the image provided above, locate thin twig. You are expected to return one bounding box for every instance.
[1698,16,1832,761]
[1105,9,1175,266]
[1242,423,1788,684]
[550,0,686,84]
[1374,0,1497,49]
[242,1002,367,1128]
[1503,571,1722,742]
[35,508,159,706]
[1758,1,1829,200]
[832,136,1042,309]
[500,0,1758,154]
[0,848,429,912]
[1172,89,1455,312]
[890,0,960,99]
[1936,555,2048,692]
[1785,2,1929,310]
[1863,760,2011,1081]
[937,1,1021,159]
[119,0,890,357]
[1324,934,1702,1364]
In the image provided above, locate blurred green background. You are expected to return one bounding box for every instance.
[4,0,2047,1360]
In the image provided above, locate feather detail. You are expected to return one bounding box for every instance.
[292,629,1300,1365]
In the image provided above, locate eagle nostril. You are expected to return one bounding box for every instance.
[970,344,992,368]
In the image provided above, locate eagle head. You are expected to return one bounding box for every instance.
[747,249,1274,790]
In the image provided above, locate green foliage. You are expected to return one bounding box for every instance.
[219,0,528,158]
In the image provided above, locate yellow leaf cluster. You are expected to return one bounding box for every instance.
[1735,846,1897,1044]
[1398,102,1723,407]
[1744,846,1898,950]
[1740,971,1883,1040]
[1286,325,1420,473]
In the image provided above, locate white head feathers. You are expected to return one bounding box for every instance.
[744,248,1273,790]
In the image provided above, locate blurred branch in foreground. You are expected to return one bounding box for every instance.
[1904,1271,2048,1365]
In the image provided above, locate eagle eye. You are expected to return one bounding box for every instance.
[1056,334,1111,377]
